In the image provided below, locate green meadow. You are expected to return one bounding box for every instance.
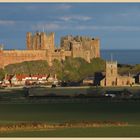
[0,101,140,137]
[0,87,140,137]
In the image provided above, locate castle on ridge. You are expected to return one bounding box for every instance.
[0,31,100,68]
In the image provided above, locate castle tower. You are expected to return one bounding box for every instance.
[48,32,55,52]
[41,32,48,50]
[92,38,100,58]
[0,48,4,68]
[26,32,32,50]
[26,32,55,51]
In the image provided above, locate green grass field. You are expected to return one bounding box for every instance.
[0,87,140,137]
[1,126,140,137]
[0,101,140,137]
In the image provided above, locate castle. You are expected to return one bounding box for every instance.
[0,32,100,68]
[100,61,135,86]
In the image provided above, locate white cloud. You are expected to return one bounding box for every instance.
[60,15,92,21]
[32,22,140,32]
[0,20,15,25]
[76,25,140,32]
[25,4,72,11]
[56,4,72,10]
[32,23,63,31]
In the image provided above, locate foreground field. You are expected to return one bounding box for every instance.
[1,126,140,137]
[0,101,140,137]
[0,87,140,137]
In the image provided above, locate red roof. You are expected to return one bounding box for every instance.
[5,74,48,81]
[15,74,48,81]
[15,74,29,81]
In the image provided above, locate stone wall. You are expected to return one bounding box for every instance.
[0,50,4,68]
[0,49,72,68]
[0,32,101,69]
[0,50,47,68]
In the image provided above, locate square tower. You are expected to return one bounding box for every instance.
[104,61,118,86]
[106,61,118,78]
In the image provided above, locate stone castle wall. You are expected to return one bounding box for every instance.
[0,50,47,68]
[0,49,72,68]
[0,32,100,69]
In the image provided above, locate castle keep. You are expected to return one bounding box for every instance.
[61,35,100,62]
[26,32,55,51]
[0,32,100,68]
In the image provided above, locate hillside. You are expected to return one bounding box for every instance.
[0,58,139,82]
[0,58,105,82]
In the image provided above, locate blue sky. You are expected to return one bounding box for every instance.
[0,3,140,50]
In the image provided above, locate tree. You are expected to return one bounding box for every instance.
[0,69,5,81]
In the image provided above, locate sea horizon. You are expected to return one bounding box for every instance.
[101,49,140,65]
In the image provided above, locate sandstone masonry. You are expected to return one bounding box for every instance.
[0,32,100,68]
[100,61,135,86]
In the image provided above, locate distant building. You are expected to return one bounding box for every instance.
[61,35,100,63]
[0,32,100,68]
[83,76,94,85]
[100,61,135,86]
[134,72,140,84]
[2,74,13,87]
[1,74,57,87]
[10,74,47,86]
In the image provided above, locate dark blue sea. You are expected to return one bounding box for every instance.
[101,50,140,65]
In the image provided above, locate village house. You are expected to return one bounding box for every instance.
[83,76,94,86]
[11,74,30,86]
[1,73,59,87]
[2,74,13,87]
[11,74,49,86]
